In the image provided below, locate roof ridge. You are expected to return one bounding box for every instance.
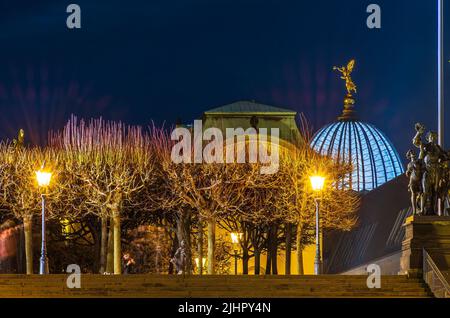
[205,100,296,114]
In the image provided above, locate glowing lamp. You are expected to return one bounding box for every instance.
[310,175,325,192]
[230,232,243,244]
[195,257,207,268]
[36,170,52,187]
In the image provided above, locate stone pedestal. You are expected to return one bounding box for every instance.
[400,216,450,275]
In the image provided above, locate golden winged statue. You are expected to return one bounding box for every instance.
[333,59,357,96]
[12,129,25,148]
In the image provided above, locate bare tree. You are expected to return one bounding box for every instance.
[49,116,156,274]
[0,143,62,274]
[275,142,359,274]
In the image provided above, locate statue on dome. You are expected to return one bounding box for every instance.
[333,59,357,96]
[12,129,25,148]
[412,123,449,215]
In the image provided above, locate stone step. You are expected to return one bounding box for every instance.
[0,283,428,290]
[0,291,431,298]
[0,278,426,285]
[0,274,423,278]
[0,284,429,290]
[2,282,424,287]
[0,274,432,298]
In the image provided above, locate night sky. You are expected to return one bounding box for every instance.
[0,0,448,162]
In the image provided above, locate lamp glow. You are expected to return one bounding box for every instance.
[310,175,325,192]
[195,257,207,268]
[230,232,242,244]
[309,175,325,274]
[36,166,52,275]
[36,170,52,187]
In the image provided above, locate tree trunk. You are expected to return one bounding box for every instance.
[84,219,100,273]
[296,222,304,275]
[16,225,23,273]
[270,224,278,275]
[23,216,33,275]
[197,219,203,275]
[176,210,192,274]
[113,212,121,274]
[242,248,249,275]
[271,241,278,274]
[99,216,108,273]
[285,223,292,275]
[207,218,215,274]
[265,249,271,274]
[106,218,114,273]
[254,249,261,275]
[185,215,192,274]
[265,225,272,275]
[169,235,178,274]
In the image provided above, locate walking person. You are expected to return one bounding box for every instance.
[122,252,136,274]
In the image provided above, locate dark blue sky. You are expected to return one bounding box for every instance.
[0,0,447,161]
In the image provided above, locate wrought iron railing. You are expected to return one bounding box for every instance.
[423,248,450,298]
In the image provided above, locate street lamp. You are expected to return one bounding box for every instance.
[310,175,325,275]
[230,232,242,275]
[194,257,206,274]
[36,166,52,275]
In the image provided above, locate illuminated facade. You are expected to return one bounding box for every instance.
[311,108,404,192]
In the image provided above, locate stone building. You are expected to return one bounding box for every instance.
[202,100,302,145]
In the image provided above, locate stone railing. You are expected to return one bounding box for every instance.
[423,248,450,298]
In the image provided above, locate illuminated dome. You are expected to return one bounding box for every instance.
[311,98,404,192]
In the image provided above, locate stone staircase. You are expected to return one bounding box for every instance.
[0,274,433,298]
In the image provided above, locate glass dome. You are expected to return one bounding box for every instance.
[311,120,404,192]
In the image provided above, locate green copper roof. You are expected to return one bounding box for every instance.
[204,100,296,115]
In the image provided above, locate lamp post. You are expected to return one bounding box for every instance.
[230,232,242,275]
[310,175,325,275]
[36,167,52,275]
[438,0,444,148]
[195,257,206,274]
[438,0,444,215]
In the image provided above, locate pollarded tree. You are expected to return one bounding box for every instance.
[219,135,359,275]
[156,127,249,274]
[157,155,218,274]
[275,142,359,274]
[50,116,156,274]
[234,162,288,274]
[149,127,196,273]
[0,143,62,274]
[46,147,100,270]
